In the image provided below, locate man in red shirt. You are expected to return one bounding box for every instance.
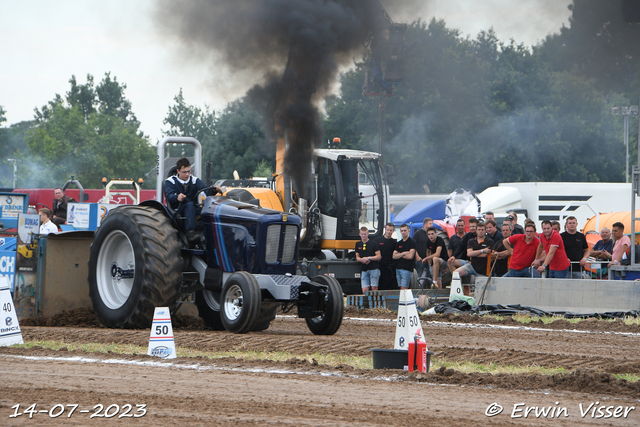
[534,220,571,278]
[502,223,541,277]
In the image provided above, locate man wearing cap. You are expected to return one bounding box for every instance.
[507,211,524,235]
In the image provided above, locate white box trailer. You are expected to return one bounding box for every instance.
[473,182,640,231]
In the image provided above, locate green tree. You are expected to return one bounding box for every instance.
[207,99,273,181]
[162,89,217,158]
[23,74,155,188]
[252,160,273,178]
[163,93,273,182]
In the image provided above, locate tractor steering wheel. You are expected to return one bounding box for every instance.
[195,186,222,208]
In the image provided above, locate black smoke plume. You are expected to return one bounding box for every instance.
[154,0,393,195]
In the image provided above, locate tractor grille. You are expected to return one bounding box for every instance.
[282,225,298,264]
[265,224,298,264]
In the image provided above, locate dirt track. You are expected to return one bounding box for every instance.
[2,310,640,425]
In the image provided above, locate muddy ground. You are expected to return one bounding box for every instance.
[1,308,639,425]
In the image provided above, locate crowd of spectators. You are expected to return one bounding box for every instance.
[355,209,633,292]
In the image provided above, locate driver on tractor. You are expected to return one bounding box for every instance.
[164,157,220,243]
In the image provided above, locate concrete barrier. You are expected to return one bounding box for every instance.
[475,277,640,313]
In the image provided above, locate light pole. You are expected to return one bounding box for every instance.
[612,106,638,183]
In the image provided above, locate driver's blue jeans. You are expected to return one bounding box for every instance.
[177,201,201,231]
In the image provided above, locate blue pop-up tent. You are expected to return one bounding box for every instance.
[392,199,446,237]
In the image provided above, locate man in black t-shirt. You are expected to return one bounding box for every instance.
[454,222,493,277]
[424,227,448,289]
[393,224,416,290]
[491,222,512,276]
[375,223,398,290]
[447,217,478,273]
[413,217,433,278]
[561,216,589,279]
[448,219,466,258]
[355,227,382,293]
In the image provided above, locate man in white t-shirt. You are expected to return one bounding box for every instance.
[39,208,58,235]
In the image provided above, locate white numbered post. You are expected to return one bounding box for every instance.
[147,307,176,359]
[394,289,426,350]
[0,276,23,346]
[449,271,463,301]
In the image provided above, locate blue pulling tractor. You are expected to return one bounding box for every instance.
[87,137,343,334]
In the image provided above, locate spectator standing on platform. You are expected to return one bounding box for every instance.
[503,223,541,277]
[355,227,381,293]
[551,221,562,233]
[561,216,589,278]
[376,223,398,289]
[393,224,416,289]
[590,227,613,261]
[609,222,631,268]
[534,220,571,278]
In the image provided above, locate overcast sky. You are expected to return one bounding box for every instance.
[0,1,572,143]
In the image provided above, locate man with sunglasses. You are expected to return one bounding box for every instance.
[355,226,381,293]
[502,223,541,277]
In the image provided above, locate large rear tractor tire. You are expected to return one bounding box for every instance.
[195,289,225,330]
[305,275,344,335]
[220,271,261,333]
[88,206,182,328]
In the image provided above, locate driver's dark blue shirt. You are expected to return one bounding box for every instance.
[164,175,206,209]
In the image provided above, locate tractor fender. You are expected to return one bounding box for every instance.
[138,200,181,230]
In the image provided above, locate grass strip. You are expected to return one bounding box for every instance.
[466,313,640,326]
[10,340,639,382]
